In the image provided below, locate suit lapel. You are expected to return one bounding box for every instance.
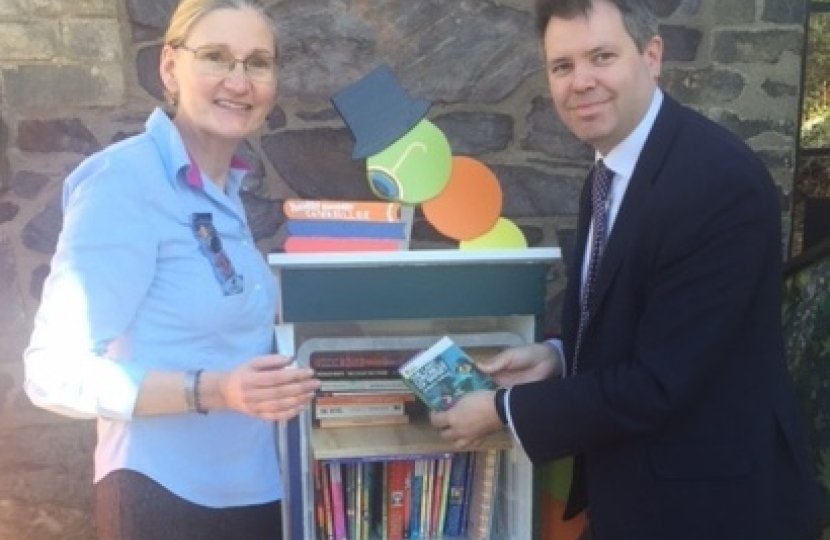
[587,96,685,320]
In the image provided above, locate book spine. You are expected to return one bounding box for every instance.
[329,463,349,540]
[345,464,357,539]
[429,456,448,537]
[386,460,407,540]
[458,447,477,536]
[311,352,412,369]
[320,379,409,392]
[466,449,501,540]
[284,237,401,253]
[317,414,410,428]
[314,368,400,379]
[313,461,329,540]
[315,402,406,418]
[442,452,471,536]
[315,392,415,407]
[285,219,406,240]
[408,460,423,539]
[321,460,334,540]
[283,199,401,221]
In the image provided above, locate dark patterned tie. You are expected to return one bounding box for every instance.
[572,160,613,375]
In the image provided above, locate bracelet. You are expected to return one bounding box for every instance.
[494,387,509,426]
[184,369,207,414]
[193,369,207,415]
[184,370,198,412]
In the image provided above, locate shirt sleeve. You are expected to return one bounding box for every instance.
[24,155,159,420]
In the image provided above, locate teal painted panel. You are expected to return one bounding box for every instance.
[279,263,548,322]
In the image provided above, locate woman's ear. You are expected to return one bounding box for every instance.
[159,45,180,104]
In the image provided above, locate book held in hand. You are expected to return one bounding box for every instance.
[398,336,498,411]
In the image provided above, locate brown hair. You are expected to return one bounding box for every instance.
[534,0,658,52]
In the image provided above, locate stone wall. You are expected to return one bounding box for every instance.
[0,0,807,538]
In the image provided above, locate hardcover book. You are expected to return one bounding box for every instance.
[283,199,401,222]
[398,336,498,411]
[284,237,401,254]
[285,219,407,240]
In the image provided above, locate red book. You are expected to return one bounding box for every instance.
[386,460,408,540]
[284,237,401,253]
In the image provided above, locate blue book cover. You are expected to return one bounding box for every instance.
[285,219,407,239]
[398,336,498,411]
[443,452,472,536]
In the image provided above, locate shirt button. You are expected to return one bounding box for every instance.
[254,283,262,290]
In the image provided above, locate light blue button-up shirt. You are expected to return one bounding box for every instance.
[24,108,281,507]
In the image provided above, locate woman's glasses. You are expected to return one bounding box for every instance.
[176,44,276,83]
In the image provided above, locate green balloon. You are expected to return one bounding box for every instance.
[366,120,452,204]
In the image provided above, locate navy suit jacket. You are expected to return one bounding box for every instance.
[510,95,820,540]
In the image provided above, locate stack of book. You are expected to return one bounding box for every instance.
[312,350,418,428]
[283,199,409,253]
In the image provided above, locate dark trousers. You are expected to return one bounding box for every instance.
[95,470,283,540]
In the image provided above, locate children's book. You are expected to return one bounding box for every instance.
[398,336,498,411]
[284,237,401,253]
[283,199,401,222]
[285,219,407,239]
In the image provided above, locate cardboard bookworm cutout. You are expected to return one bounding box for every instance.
[331,63,526,248]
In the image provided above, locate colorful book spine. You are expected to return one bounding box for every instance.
[408,460,424,539]
[328,463,348,540]
[443,452,472,536]
[284,237,401,253]
[345,464,357,539]
[313,461,330,540]
[458,447,477,536]
[284,199,401,221]
[466,449,501,540]
[320,460,334,540]
[285,219,407,240]
[310,351,413,370]
[315,392,415,407]
[386,460,407,540]
[314,368,401,379]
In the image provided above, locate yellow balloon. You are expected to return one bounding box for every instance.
[459,218,527,249]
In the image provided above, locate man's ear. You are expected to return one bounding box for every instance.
[644,35,663,80]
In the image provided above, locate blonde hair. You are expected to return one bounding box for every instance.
[164,0,279,56]
[162,0,279,106]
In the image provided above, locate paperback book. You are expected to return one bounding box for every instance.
[398,336,498,411]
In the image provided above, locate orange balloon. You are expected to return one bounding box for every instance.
[422,156,503,241]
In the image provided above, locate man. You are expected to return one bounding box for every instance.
[431,1,821,539]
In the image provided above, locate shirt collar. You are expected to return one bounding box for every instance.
[598,88,663,179]
[144,107,252,193]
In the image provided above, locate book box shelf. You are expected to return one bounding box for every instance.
[269,248,561,540]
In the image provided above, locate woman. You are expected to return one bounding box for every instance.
[23,1,320,539]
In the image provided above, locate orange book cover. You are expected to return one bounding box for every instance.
[283,199,401,221]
